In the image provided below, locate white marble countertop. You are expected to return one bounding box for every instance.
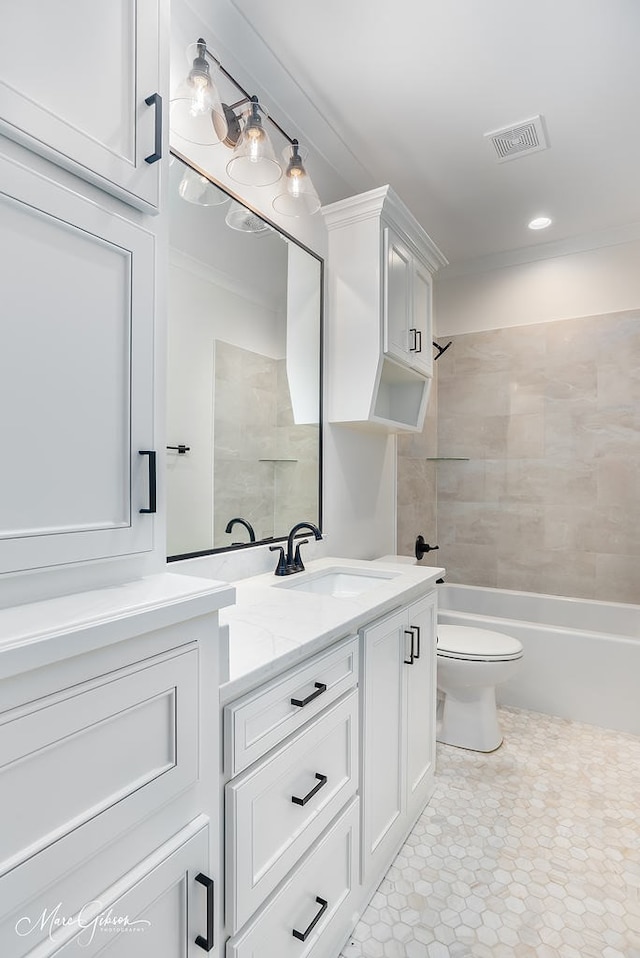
[219,557,444,703]
[0,572,235,681]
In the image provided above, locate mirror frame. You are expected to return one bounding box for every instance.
[166,149,324,561]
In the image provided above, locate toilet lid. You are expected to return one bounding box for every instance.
[437,624,523,662]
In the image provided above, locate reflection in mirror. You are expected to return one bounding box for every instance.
[166,153,322,558]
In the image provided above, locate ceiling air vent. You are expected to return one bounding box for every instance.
[484,115,549,162]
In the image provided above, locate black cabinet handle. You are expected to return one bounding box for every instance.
[404,628,415,665]
[291,681,327,708]
[138,450,157,514]
[409,625,421,660]
[194,873,214,952]
[292,772,327,806]
[415,329,422,353]
[409,327,417,351]
[144,92,163,164]
[292,896,328,941]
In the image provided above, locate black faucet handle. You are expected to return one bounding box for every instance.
[270,544,288,576]
[293,539,309,572]
[415,535,439,561]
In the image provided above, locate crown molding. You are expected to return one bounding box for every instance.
[439,220,640,280]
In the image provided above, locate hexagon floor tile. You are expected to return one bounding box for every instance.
[341,707,640,958]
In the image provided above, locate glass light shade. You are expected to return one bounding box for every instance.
[178,167,229,206]
[226,100,282,187]
[170,42,228,145]
[224,200,272,234]
[272,141,320,217]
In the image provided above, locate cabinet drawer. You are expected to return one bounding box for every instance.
[0,646,198,880]
[2,816,210,958]
[225,689,358,932]
[227,798,359,958]
[224,636,358,776]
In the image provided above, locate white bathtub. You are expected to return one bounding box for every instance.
[437,583,640,736]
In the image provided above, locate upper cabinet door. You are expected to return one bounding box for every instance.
[0,0,162,212]
[410,257,434,377]
[0,152,155,574]
[383,227,412,363]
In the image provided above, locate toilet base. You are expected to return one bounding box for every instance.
[436,684,503,752]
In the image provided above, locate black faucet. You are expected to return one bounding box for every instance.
[270,521,322,575]
[225,517,256,543]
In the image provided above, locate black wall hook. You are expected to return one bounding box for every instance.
[415,534,439,560]
[433,340,452,360]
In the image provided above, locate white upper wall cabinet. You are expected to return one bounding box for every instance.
[0,152,155,574]
[0,0,162,212]
[323,186,447,432]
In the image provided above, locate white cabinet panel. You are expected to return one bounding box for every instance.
[0,152,155,573]
[0,645,198,878]
[404,592,437,816]
[0,0,162,211]
[224,636,358,776]
[225,690,358,933]
[384,229,412,361]
[361,591,437,882]
[361,608,405,880]
[227,799,359,958]
[7,818,211,957]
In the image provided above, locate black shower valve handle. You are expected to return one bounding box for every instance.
[415,535,439,561]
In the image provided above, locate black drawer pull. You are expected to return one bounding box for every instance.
[292,896,328,941]
[404,628,415,665]
[194,873,214,951]
[138,450,157,514]
[144,92,163,164]
[291,681,327,708]
[292,772,327,806]
[411,625,421,660]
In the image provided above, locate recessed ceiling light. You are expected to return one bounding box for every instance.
[528,216,552,230]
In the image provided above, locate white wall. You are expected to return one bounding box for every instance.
[435,238,640,335]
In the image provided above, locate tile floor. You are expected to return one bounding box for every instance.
[341,707,640,958]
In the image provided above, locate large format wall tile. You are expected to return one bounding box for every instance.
[398,309,640,602]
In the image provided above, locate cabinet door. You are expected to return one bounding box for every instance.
[383,227,412,364]
[13,819,214,958]
[0,152,155,574]
[410,258,434,377]
[361,608,405,882]
[404,591,437,819]
[0,0,162,212]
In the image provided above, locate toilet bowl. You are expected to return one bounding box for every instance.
[436,624,523,752]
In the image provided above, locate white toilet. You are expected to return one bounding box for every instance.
[436,624,523,752]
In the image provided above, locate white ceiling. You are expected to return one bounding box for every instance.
[224,0,640,269]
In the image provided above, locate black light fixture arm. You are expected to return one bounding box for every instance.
[198,39,296,146]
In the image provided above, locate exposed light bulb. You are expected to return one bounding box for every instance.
[273,141,320,217]
[188,73,212,117]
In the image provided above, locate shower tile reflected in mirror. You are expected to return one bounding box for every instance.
[166,152,322,559]
[213,341,319,546]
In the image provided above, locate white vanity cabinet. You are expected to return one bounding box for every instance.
[223,636,361,958]
[0,150,155,575]
[361,590,437,883]
[323,186,447,432]
[0,575,232,958]
[0,0,163,212]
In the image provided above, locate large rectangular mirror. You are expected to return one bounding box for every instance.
[166,152,322,558]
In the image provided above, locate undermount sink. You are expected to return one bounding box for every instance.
[277,567,401,598]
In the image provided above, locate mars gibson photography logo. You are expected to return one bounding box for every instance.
[16,901,151,947]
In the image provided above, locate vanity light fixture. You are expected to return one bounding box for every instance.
[172,38,320,215]
[224,199,273,234]
[178,166,230,206]
[170,40,228,146]
[528,215,552,230]
[273,141,321,217]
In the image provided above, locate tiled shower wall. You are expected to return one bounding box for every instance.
[398,310,640,603]
[214,341,319,546]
